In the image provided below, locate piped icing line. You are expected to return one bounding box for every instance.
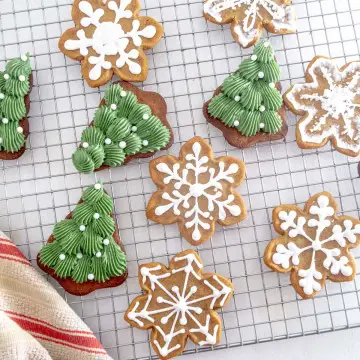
[125,250,233,358]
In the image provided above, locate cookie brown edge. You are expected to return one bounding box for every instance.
[203,82,288,149]
[75,81,174,173]
[0,73,33,160]
[36,196,128,296]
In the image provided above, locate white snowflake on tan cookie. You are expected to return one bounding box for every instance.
[146,137,246,245]
[59,0,163,87]
[284,56,360,157]
[264,192,360,299]
[203,0,296,48]
[124,249,233,359]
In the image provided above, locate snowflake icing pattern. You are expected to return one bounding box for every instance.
[146,137,246,245]
[284,57,360,157]
[59,0,163,87]
[125,250,233,359]
[264,192,360,299]
[203,0,296,48]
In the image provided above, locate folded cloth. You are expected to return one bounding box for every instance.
[0,231,112,360]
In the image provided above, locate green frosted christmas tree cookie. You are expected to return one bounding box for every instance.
[72,82,173,173]
[0,54,33,159]
[203,40,287,148]
[37,182,127,296]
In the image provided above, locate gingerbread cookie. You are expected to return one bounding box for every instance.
[284,56,360,157]
[0,54,33,160]
[125,249,233,359]
[264,192,360,299]
[204,40,287,148]
[59,0,163,87]
[203,0,296,48]
[37,182,127,296]
[72,82,173,173]
[146,137,246,245]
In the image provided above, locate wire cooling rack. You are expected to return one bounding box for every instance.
[1,0,360,359]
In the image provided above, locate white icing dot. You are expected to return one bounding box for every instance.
[234,120,239,126]
[234,95,240,102]
[2,118,9,124]
[3,74,9,80]
[93,213,100,219]
[88,273,95,281]
[143,113,150,120]
[251,55,257,61]
[105,138,112,145]
[82,142,89,148]
[59,254,66,261]
[131,126,137,132]
[94,183,102,190]
[264,41,270,47]
[157,296,164,303]
[76,253,83,259]
[258,71,265,79]
[259,123,265,129]
[0,93,4,100]
[120,91,127,97]
[96,251,102,258]
[110,104,117,110]
[103,238,110,245]
[142,140,149,146]
[17,126,23,133]
[119,141,126,149]
[259,105,266,112]
[21,54,28,62]
[79,225,86,232]
[269,82,275,88]
[19,75,26,82]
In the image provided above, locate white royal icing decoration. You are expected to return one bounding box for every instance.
[204,0,296,47]
[64,0,157,80]
[273,195,360,296]
[127,252,232,357]
[286,58,360,154]
[155,142,241,241]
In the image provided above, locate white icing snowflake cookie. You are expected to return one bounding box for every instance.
[59,0,163,87]
[264,192,360,299]
[284,56,360,157]
[124,249,233,359]
[203,0,296,48]
[146,136,247,245]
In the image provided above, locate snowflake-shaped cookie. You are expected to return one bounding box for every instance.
[125,250,233,359]
[146,137,246,245]
[59,0,163,87]
[264,192,360,299]
[284,56,360,157]
[203,0,296,48]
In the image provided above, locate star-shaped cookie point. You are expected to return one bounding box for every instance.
[146,137,247,245]
[124,249,233,359]
[203,0,296,48]
[284,56,360,157]
[264,192,360,299]
[59,0,163,87]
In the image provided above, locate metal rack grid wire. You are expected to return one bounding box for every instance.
[1,0,360,359]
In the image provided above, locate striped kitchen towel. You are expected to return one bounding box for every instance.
[0,230,112,360]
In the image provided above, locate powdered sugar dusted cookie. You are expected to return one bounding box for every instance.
[284,56,360,157]
[146,137,246,245]
[59,0,163,87]
[264,192,360,299]
[124,249,233,359]
[203,0,296,48]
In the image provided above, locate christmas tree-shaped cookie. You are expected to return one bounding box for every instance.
[37,182,127,296]
[72,82,173,173]
[203,40,287,148]
[0,54,33,159]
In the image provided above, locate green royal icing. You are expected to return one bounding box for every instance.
[208,40,283,136]
[39,183,127,284]
[0,54,32,153]
[72,84,171,173]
